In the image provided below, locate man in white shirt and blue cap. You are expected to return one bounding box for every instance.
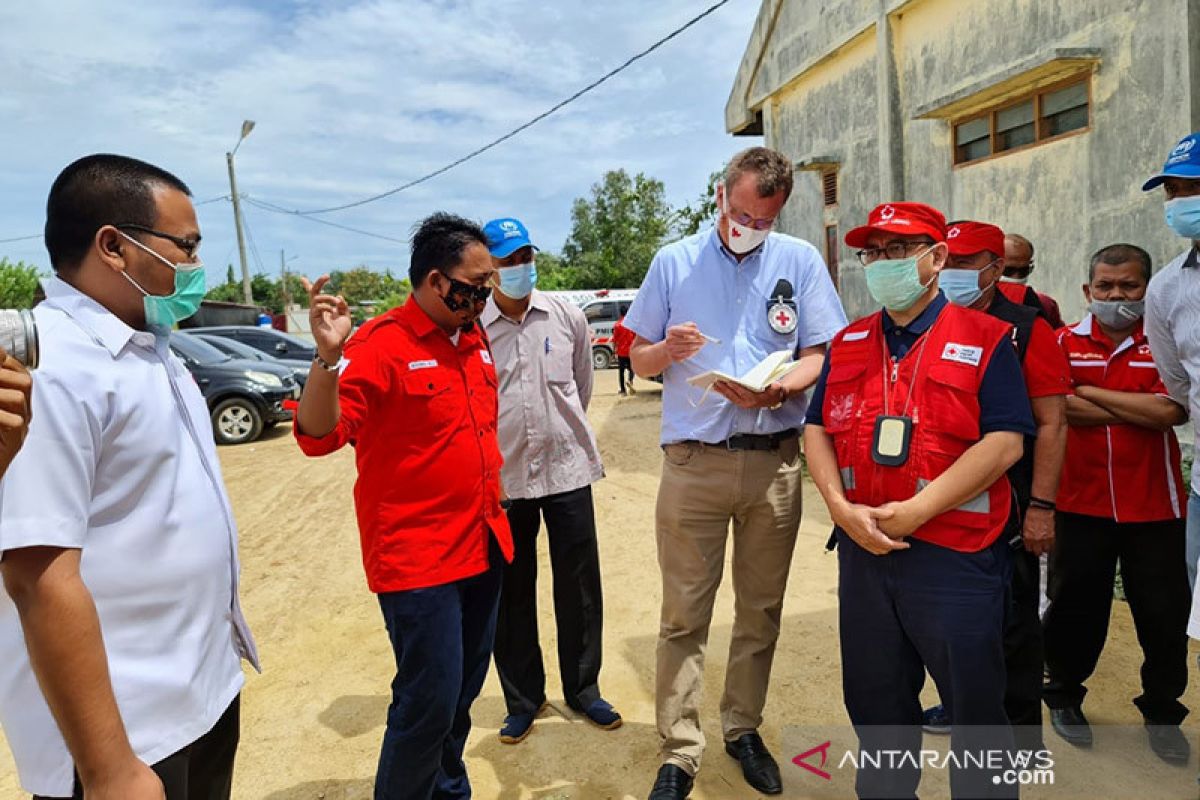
[1143,131,1200,589]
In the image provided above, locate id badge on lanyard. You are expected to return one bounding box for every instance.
[871,328,933,467]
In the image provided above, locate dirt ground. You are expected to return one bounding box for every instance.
[2,368,1199,799]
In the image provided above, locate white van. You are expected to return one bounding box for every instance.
[540,289,639,369]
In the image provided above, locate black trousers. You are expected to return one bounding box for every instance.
[1043,512,1190,724]
[617,356,633,393]
[1004,544,1045,751]
[493,485,605,716]
[36,695,240,800]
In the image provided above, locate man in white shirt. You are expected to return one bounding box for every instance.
[1142,131,1200,590]
[0,154,258,800]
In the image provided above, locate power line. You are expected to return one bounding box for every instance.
[2,195,226,244]
[240,205,268,274]
[259,0,733,216]
[244,197,409,244]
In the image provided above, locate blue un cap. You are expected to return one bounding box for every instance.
[1142,132,1200,191]
[483,217,537,258]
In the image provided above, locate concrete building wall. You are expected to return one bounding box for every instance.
[728,0,1200,322]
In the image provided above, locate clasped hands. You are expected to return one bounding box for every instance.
[831,496,930,555]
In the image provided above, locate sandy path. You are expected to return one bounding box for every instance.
[2,369,1197,799]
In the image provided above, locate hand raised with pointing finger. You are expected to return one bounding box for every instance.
[302,276,352,364]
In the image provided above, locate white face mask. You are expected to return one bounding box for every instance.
[720,187,771,254]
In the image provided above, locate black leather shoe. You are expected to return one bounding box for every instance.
[648,764,693,800]
[1049,706,1093,747]
[1146,724,1191,765]
[724,732,783,795]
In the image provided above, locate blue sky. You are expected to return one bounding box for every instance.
[0,0,761,287]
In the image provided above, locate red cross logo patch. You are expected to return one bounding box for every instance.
[768,301,798,334]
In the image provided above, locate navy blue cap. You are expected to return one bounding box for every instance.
[1142,132,1200,191]
[483,217,537,258]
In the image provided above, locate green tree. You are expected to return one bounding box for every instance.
[0,259,43,309]
[533,252,581,290]
[673,168,723,237]
[561,169,673,288]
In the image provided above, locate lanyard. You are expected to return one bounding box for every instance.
[879,313,941,418]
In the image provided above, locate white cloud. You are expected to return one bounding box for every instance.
[0,0,761,283]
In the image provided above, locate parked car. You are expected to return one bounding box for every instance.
[582,297,634,370]
[193,332,311,390]
[190,325,317,362]
[169,332,299,446]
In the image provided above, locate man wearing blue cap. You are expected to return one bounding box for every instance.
[480,217,621,745]
[1143,132,1200,589]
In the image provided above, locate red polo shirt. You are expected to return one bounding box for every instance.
[295,297,513,593]
[1057,316,1185,523]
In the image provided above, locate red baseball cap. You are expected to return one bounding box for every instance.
[845,202,947,248]
[945,221,1005,258]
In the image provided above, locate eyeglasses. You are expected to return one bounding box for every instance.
[1004,261,1034,276]
[855,240,935,266]
[115,223,201,261]
[727,209,776,232]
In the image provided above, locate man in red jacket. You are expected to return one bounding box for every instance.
[805,202,1032,798]
[1043,243,1190,765]
[294,213,513,800]
[613,314,636,395]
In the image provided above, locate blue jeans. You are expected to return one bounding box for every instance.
[375,538,504,800]
[1187,491,1200,593]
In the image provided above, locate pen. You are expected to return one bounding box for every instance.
[699,331,721,345]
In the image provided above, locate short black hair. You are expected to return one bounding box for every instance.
[1088,243,1152,283]
[45,154,191,273]
[409,212,488,286]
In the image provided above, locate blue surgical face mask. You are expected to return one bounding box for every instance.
[119,231,207,330]
[864,247,936,311]
[496,260,537,299]
[1165,196,1200,240]
[940,261,1000,307]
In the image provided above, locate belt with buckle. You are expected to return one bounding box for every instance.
[688,428,799,452]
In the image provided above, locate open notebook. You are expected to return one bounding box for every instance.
[686,350,801,392]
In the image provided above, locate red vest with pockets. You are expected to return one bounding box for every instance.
[821,304,1014,552]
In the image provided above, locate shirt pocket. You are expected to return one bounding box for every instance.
[401,369,462,436]
[546,343,576,391]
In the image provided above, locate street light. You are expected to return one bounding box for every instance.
[226,120,256,306]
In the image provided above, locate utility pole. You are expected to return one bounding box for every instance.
[226,120,256,306]
[280,249,291,308]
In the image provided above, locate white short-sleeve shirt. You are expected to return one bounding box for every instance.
[0,278,258,797]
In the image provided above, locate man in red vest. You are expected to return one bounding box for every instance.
[1043,243,1190,765]
[921,221,1069,752]
[805,202,1034,798]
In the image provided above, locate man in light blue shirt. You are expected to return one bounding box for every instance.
[624,147,846,800]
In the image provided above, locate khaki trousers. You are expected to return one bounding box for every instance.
[655,438,803,774]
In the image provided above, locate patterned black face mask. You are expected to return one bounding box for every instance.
[440,275,491,312]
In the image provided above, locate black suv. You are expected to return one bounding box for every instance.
[194,332,311,390]
[192,325,317,362]
[169,332,299,445]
